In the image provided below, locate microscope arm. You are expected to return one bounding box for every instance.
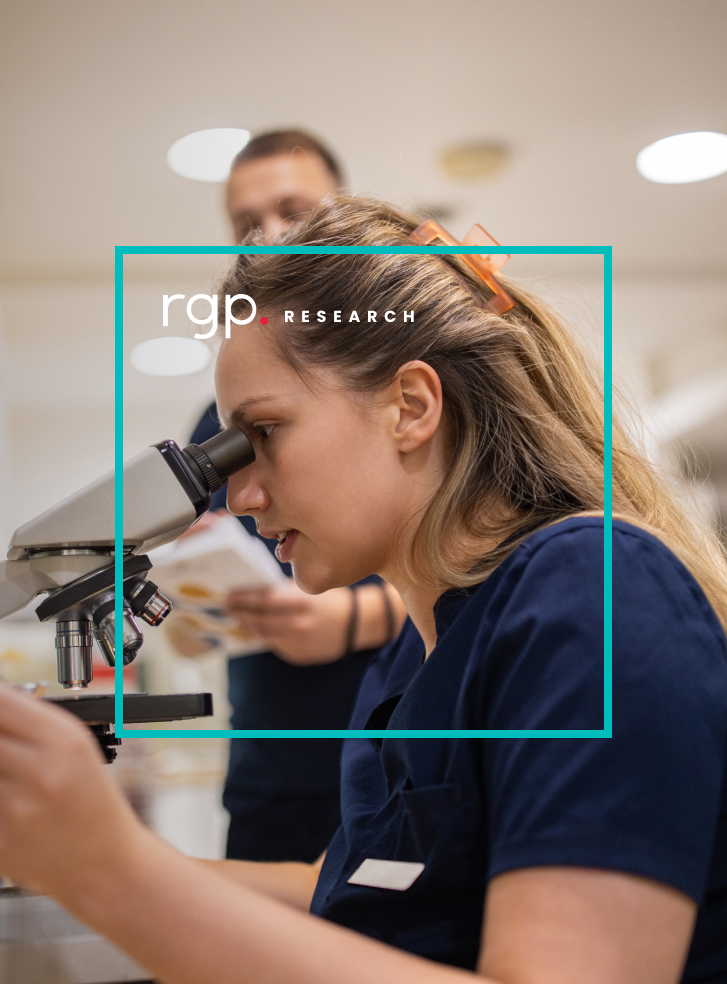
[0,559,54,618]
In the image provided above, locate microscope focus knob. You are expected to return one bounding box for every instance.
[182,426,255,495]
[184,443,223,493]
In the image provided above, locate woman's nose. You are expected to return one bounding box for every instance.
[226,469,270,515]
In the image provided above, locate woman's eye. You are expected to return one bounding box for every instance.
[254,424,275,441]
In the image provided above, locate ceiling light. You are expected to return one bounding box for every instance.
[130,337,211,377]
[636,131,727,184]
[439,142,510,181]
[167,128,250,182]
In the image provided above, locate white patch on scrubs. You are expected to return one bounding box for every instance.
[347,859,425,891]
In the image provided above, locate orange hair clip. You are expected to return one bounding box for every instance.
[408,219,515,315]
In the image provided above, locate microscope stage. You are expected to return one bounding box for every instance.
[46,692,213,725]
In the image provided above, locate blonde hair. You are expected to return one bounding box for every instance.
[220,196,727,631]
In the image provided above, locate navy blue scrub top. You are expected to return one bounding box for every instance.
[311,518,727,982]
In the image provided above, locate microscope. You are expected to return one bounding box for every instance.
[0,426,255,752]
[0,428,256,982]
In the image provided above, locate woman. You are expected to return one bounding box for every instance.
[0,197,725,984]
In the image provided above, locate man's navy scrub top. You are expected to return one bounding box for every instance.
[311,518,727,982]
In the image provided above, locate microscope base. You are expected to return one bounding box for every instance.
[0,889,152,983]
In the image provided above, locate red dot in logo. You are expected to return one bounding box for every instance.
[260,316,268,325]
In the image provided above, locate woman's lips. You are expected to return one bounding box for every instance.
[275,529,299,564]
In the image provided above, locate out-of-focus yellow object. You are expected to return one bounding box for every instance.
[439,142,510,181]
[177,582,214,600]
[0,647,27,664]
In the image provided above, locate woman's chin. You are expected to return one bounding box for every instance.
[290,561,341,596]
[291,560,337,594]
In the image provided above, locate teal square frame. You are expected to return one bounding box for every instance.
[115,245,612,739]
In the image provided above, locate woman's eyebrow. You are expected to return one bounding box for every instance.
[229,396,281,427]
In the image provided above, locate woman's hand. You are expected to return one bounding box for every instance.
[225,582,354,664]
[225,581,406,665]
[0,684,144,899]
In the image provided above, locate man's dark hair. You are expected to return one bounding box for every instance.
[231,129,344,187]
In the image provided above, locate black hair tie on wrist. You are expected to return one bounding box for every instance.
[379,582,396,644]
[344,586,359,655]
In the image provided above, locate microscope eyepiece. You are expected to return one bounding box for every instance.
[182,426,255,494]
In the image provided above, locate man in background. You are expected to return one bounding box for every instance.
[172,130,405,864]
[225,129,343,243]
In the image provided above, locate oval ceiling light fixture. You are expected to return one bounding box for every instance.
[636,131,727,184]
[130,337,212,377]
[167,128,250,182]
[439,142,510,182]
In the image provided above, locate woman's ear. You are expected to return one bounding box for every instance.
[390,361,443,454]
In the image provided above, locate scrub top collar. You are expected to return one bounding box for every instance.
[433,585,481,641]
[364,584,482,733]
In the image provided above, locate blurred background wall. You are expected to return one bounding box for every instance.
[1,0,725,536]
[0,0,725,856]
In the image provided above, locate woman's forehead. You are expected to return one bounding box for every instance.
[216,326,339,421]
[217,324,289,384]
